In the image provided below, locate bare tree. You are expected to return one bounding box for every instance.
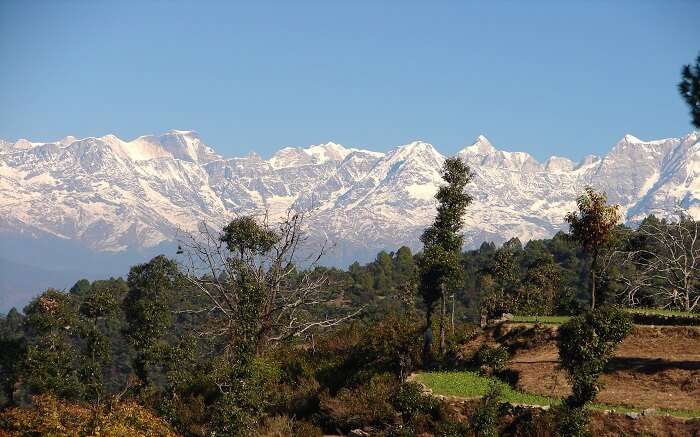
[176,209,361,353]
[617,215,700,312]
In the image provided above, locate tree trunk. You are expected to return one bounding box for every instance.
[591,249,598,310]
[439,284,446,356]
[422,308,433,367]
[451,292,455,333]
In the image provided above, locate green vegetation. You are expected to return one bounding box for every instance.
[509,315,571,324]
[415,371,555,406]
[415,371,700,418]
[624,307,700,318]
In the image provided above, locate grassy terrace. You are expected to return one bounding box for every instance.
[415,371,700,418]
[509,308,700,325]
[509,315,570,324]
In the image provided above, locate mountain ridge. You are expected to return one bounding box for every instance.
[1,130,699,272]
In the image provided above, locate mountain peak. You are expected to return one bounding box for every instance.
[303,142,350,163]
[393,141,441,157]
[461,135,496,155]
[622,134,642,144]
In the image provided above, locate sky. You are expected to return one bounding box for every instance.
[1,1,699,162]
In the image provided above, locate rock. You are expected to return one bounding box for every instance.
[349,429,370,437]
[642,408,657,416]
[625,412,640,420]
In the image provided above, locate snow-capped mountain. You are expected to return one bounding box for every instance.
[2,129,700,274]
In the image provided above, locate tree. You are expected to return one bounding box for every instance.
[21,289,84,400]
[565,187,620,309]
[123,255,180,388]
[679,53,700,128]
[618,215,700,312]
[557,307,631,436]
[558,307,632,407]
[0,308,24,406]
[178,211,360,353]
[78,281,121,403]
[419,157,473,359]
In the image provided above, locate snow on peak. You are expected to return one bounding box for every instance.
[575,154,600,170]
[395,140,439,155]
[303,142,351,163]
[545,156,574,172]
[269,141,353,168]
[622,134,642,144]
[157,130,219,163]
[381,141,444,172]
[460,135,496,155]
[60,136,77,146]
[13,139,38,150]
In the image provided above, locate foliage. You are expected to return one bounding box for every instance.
[0,394,178,436]
[123,256,180,388]
[565,187,621,309]
[471,381,502,437]
[557,306,632,407]
[392,381,438,422]
[555,404,591,437]
[318,373,398,432]
[419,157,473,359]
[475,344,510,374]
[679,53,700,128]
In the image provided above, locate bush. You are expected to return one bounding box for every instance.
[435,419,471,436]
[392,381,438,422]
[471,381,502,437]
[257,416,323,437]
[555,404,590,437]
[558,306,632,407]
[319,373,399,432]
[475,345,510,374]
[0,394,179,437]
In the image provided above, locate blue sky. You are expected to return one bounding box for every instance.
[1,1,698,162]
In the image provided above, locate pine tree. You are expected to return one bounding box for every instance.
[679,53,700,128]
[419,157,473,361]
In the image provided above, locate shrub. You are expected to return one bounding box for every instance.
[257,416,323,437]
[475,344,510,374]
[0,394,178,437]
[435,419,471,437]
[558,306,632,408]
[392,381,438,422]
[555,404,590,437]
[471,381,502,437]
[319,373,398,432]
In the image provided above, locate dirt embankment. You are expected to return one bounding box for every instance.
[496,324,700,411]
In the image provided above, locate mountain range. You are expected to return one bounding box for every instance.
[1,129,699,310]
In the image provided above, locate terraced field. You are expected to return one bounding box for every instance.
[416,323,700,418]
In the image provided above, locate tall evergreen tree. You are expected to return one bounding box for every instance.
[419,157,473,360]
[565,187,620,310]
[679,53,700,128]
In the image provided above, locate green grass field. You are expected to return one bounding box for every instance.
[414,371,700,418]
[509,315,570,324]
[509,307,699,325]
[624,307,700,318]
